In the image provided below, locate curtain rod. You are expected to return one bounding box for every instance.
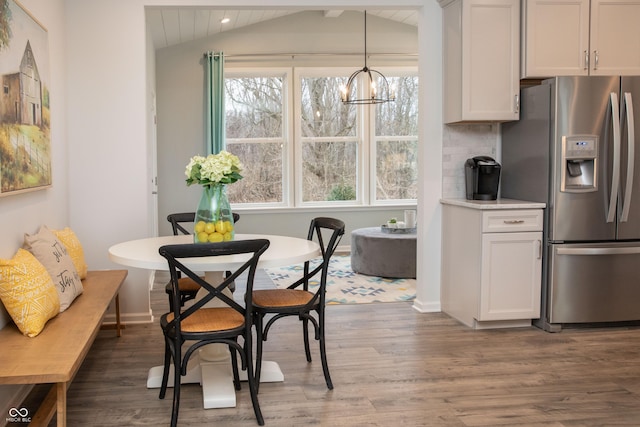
[205,52,417,59]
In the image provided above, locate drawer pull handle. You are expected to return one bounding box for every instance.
[503,220,525,224]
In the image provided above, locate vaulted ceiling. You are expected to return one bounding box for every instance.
[146,8,419,50]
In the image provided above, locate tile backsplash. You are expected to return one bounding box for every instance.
[442,123,498,199]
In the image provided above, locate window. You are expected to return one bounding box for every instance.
[224,70,289,207]
[373,75,419,202]
[297,73,359,204]
[224,67,418,207]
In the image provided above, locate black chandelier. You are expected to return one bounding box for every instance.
[341,11,396,105]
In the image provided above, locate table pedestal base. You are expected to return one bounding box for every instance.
[146,353,284,409]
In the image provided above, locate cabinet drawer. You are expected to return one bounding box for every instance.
[482,209,543,233]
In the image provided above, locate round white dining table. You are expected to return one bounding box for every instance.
[109,233,320,272]
[108,233,321,410]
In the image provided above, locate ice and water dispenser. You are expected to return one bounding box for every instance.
[561,135,598,192]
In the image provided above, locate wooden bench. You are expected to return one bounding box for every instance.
[0,269,127,427]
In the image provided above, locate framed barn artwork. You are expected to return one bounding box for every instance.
[0,0,51,196]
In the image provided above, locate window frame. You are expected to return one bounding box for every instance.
[224,65,418,209]
[294,67,367,207]
[369,67,420,206]
[224,67,293,208]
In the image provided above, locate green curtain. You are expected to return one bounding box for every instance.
[205,51,225,155]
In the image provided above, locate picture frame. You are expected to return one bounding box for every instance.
[0,0,51,197]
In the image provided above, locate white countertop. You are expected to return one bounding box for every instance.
[440,198,546,210]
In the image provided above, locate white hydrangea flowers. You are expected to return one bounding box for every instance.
[185,150,243,187]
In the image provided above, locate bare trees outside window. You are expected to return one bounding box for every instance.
[300,76,358,202]
[225,75,285,204]
[223,68,418,207]
[374,76,419,201]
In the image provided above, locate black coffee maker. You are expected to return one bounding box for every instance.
[465,156,501,200]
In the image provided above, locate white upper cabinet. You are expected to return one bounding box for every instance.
[522,0,640,78]
[591,0,640,75]
[441,0,520,123]
[521,0,590,77]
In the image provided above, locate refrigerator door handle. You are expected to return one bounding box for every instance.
[558,247,640,256]
[620,92,635,223]
[607,92,621,223]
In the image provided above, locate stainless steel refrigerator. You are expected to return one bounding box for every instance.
[502,76,640,332]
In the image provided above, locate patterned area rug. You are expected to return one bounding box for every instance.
[265,255,416,304]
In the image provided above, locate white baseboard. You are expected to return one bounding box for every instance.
[412,298,441,313]
[103,311,154,325]
[335,245,350,254]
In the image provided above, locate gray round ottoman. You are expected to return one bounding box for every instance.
[350,227,417,278]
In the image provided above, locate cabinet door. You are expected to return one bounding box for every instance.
[521,0,590,78]
[479,231,542,321]
[590,0,640,75]
[461,0,520,121]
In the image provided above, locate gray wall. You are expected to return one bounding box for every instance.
[155,11,419,248]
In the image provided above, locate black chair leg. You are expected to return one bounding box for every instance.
[159,340,171,399]
[230,346,241,390]
[319,313,333,390]
[319,331,333,390]
[254,315,264,390]
[244,332,264,425]
[302,318,312,362]
[170,346,182,427]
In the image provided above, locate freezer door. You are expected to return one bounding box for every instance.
[617,77,640,239]
[548,242,640,324]
[549,76,619,242]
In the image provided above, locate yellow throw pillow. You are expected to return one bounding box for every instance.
[52,227,88,279]
[0,249,60,337]
[24,226,83,312]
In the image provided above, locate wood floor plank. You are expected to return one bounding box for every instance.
[25,271,640,426]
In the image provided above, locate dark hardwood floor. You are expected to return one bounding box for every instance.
[35,271,640,426]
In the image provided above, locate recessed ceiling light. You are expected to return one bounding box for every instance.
[220,17,230,24]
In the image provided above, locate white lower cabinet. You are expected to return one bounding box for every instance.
[479,231,541,321]
[441,200,543,329]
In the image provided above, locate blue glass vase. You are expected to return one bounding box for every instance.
[194,184,235,243]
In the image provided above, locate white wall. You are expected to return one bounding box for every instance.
[414,3,443,313]
[0,0,68,323]
[0,0,68,415]
[65,1,154,325]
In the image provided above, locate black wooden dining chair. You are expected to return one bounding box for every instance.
[252,217,345,390]
[158,239,269,427]
[165,212,240,310]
